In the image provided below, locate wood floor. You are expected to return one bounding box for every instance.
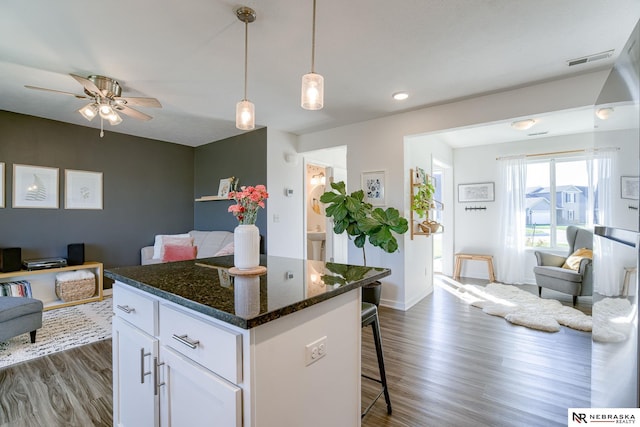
[0,276,590,427]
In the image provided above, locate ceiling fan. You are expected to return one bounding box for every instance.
[25,74,162,137]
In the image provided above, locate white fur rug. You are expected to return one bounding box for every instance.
[0,297,112,369]
[592,297,635,343]
[458,283,592,333]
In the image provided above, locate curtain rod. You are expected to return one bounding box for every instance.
[496,146,619,161]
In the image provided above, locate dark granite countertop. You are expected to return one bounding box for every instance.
[105,255,390,329]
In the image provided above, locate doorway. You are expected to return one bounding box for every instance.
[302,146,348,263]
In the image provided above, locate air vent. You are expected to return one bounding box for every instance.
[567,49,614,66]
[528,131,549,137]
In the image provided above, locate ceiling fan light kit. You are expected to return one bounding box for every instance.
[301,0,324,110]
[25,73,161,138]
[236,7,256,131]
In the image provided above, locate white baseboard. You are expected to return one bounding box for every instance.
[379,287,432,311]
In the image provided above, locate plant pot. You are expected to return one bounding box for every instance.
[362,280,382,307]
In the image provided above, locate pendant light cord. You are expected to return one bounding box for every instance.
[311,0,316,73]
[244,20,249,100]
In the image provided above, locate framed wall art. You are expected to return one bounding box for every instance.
[0,162,4,208]
[65,169,103,209]
[621,176,639,200]
[361,170,386,206]
[218,177,235,198]
[13,164,59,209]
[458,182,495,203]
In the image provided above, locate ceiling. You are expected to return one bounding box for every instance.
[1,1,638,147]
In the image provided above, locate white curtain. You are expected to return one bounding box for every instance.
[587,148,616,227]
[497,156,527,284]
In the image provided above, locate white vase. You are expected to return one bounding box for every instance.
[234,224,260,270]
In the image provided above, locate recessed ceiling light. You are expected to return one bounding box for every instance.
[595,107,614,120]
[511,119,536,130]
[392,92,409,101]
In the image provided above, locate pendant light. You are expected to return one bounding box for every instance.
[301,0,324,110]
[236,7,256,130]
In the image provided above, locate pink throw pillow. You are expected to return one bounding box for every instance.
[214,242,234,256]
[162,245,197,262]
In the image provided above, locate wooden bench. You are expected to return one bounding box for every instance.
[453,253,496,282]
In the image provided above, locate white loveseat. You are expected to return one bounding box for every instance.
[141,230,234,265]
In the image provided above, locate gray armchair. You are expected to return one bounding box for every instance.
[533,226,593,306]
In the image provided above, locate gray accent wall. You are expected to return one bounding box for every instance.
[194,127,268,249]
[0,111,194,269]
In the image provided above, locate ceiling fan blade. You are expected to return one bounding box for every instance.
[69,73,103,96]
[24,85,88,99]
[117,104,153,121]
[117,96,162,108]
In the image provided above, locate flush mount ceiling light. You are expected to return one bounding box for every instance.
[301,0,324,110]
[511,119,536,130]
[25,74,161,138]
[236,6,256,130]
[595,107,615,120]
[392,92,409,101]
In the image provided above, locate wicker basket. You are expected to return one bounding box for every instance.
[418,220,441,234]
[55,271,96,302]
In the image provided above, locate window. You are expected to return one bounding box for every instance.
[525,157,589,248]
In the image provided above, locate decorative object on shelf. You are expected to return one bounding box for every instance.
[235,6,257,130]
[218,176,237,198]
[228,184,269,270]
[320,181,408,266]
[361,170,386,207]
[12,164,59,209]
[620,176,639,200]
[65,169,103,210]
[413,167,426,184]
[458,182,495,202]
[301,0,324,110]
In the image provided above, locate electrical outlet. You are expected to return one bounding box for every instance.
[305,336,327,366]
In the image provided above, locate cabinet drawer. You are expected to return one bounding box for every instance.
[159,304,242,384]
[113,282,158,335]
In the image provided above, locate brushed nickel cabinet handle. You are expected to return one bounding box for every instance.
[116,304,135,314]
[140,348,151,384]
[154,357,165,396]
[172,334,200,349]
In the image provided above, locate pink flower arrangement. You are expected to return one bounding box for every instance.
[228,185,269,224]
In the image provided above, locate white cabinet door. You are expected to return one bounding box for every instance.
[159,346,242,427]
[113,316,159,427]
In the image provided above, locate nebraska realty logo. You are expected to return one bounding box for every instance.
[569,408,640,425]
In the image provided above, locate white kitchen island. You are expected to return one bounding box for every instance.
[105,256,390,427]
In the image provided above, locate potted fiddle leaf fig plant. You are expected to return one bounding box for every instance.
[320,181,408,305]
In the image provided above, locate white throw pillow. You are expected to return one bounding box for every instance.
[152,233,192,259]
[214,242,234,256]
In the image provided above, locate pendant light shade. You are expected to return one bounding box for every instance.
[236,7,256,130]
[301,0,324,110]
[236,99,255,130]
[301,73,324,110]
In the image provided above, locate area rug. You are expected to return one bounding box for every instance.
[0,297,112,369]
[458,283,592,333]
[592,297,635,343]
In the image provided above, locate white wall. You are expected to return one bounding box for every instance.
[281,70,609,309]
[266,128,304,258]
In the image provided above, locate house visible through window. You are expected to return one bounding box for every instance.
[525,157,589,248]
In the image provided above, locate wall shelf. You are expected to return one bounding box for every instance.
[410,168,444,240]
[195,195,229,202]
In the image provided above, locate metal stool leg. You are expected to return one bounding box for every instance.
[361,305,392,418]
